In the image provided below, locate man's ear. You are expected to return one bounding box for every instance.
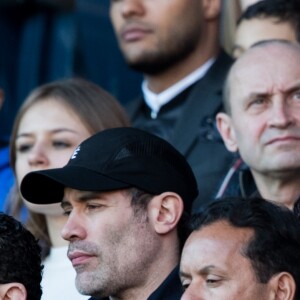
[148,192,184,235]
[216,112,238,152]
[269,272,296,300]
[0,282,27,300]
[202,0,221,20]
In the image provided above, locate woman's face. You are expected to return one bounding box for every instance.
[15,99,91,187]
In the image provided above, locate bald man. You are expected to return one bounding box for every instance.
[216,40,300,212]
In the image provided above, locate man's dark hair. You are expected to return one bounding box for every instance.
[0,213,43,299]
[237,0,300,42]
[190,197,300,299]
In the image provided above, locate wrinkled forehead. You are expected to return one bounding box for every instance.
[228,43,300,100]
[234,42,300,73]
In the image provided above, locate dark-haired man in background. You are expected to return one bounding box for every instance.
[180,197,300,300]
[109,0,234,210]
[233,0,300,58]
[0,212,43,300]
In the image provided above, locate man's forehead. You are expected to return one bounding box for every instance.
[186,221,253,251]
[229,43,300,94]
[233,42,300,71]
[181,221,254,272]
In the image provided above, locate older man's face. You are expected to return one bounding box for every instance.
[218,44,300,178]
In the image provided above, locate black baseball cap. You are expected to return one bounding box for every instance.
[21,127,198,213]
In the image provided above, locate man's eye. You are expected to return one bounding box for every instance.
[207,279,217,283]
[206,277,222,287]
[86,204,103,211]
[251,98,265,105]
[181,283,190,291]
[292,91,300,101]
[63,210,71,216]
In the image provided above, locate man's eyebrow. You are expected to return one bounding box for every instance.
[77,191,103,201]
[246,82,300,99]
[179,270,191,279]
[285,83,300,94]
[247,92,268,99]
[179,265,217,278]
[61,200,71,209]
[61,191,103,207]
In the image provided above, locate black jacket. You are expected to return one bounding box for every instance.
[215,157,300,219]
[126,50,235,212]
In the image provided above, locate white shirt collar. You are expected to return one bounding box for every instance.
[142,58,216,117]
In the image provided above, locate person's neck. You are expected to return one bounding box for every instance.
[110,263,177,300]
[45,215,69,248]
[252,170,300,210]
[110,241,179,300]
[145,46,220,94]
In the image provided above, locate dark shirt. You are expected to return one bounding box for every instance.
[126,51,235,212]
[89,266,183,300]
[216,158,300,219]
[131,84,196,144]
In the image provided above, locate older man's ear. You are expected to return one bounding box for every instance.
[216,112,238,152]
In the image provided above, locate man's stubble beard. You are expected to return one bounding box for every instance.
[123,23,202,75]
[74,218,162,299]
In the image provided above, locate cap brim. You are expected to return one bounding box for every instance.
[20,166,131,204]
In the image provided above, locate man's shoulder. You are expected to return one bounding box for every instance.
[124,94,144,119]
[199,49,233,85]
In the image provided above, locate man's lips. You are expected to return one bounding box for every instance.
[68,251,94,267]
[265,136,300,145]
[121,24,152,42]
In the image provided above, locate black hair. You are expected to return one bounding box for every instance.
[237,0,300,42]
[190,197,300,299]
[0,213,43,299]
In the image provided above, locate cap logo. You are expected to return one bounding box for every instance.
[71,146,81,159]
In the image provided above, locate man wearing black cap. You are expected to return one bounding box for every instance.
[21,127,198,300]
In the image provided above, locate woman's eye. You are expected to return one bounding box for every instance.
[53,141,71,148]
[17,144,32,153]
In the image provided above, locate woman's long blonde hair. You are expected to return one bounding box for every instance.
[8,77,130,258]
